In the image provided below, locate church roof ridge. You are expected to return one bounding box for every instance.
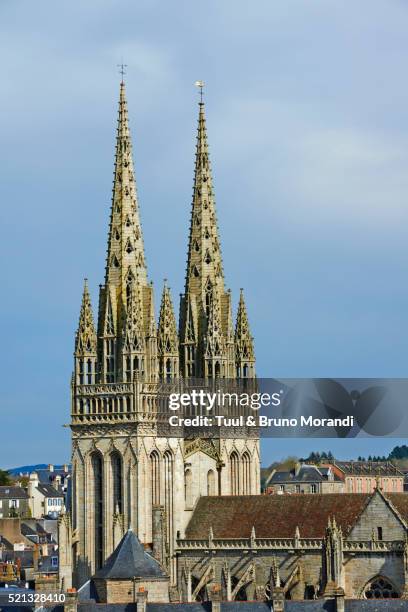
[94,529,166,580]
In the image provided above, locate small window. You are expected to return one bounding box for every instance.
[377,527,383,541]
[311,484,317,493]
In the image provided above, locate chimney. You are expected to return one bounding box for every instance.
[136,587,147,612]
[152,505,166,569]
[63,464,69,473]
[65,589,78,612]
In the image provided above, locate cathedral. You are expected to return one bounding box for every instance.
[66,80,260,589]
[57,83,408,611]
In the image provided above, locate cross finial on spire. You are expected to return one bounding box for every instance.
[195,80,204,104]
[118,62,128,83]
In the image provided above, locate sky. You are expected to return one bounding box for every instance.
[1,0,408,468]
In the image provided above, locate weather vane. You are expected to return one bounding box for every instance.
[118,62,128,81]
[195,80,204,103]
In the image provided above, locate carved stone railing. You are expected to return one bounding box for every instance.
[176,538,406,554]
[176,537,323,552]
[344,540,404,552]
[71,378,260,433]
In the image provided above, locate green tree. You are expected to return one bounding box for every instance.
[0,469,12,485]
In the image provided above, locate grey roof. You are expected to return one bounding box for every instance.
[345,602,408,611]
[221,604,271,611]
[20,523,37,538]
[77,605,139,612]
[0,486,29,499]
[37,483,63,498]
[148,606,210,612]
[269,465,327,484]
[286,602,334,611]
[94,529,166,580]
[35,467,70,484]
[37,555,58,573]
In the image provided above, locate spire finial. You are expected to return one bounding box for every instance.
[118,62,127,83]
[195,80,204,104]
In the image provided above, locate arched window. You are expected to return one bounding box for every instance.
[79,359,84,384]
[185,469,193,508]
[164,451,173,550]
[110,452,122,514]
[364,576,399,599]
[87,359,92,384]
[150,451,160,506]
[165,358,172,382]
[230,452,240,495]
[242,452,251,495]
[207,470,215,496]
[91,453,103,569]
[164,451,173,513]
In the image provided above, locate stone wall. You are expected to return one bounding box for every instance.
[344,552,404,598]
[348,495,405,541]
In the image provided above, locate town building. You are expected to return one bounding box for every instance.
[0,486,30,519]
[265,463,344,495]
[28,473,64,518]
[34,464,71,495]
[0,517,59,590]
[320,461,404,493]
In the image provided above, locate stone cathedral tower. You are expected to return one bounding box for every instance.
[69,81,259,589]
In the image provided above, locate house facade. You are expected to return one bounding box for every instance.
[265,464,344,495]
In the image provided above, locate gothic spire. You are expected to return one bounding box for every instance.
[235,289,255,378]
[158,282,179,356]
[158,281,179,379]
[105,81,147,296]
[75,279,97,354]
[184,100,225,305]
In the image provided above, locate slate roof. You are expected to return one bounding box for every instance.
[185,494,374,539]
[35,467,70,485]
[286,602,334,611]
[37,483,63,498]
[148,605,210,612]
[345,602,408,611]
[285,599,334,612]
[0,486,29,499]
[20,523,38,539]
[269,465,341,484]
[333,460,403,476]
[94,529,166,580]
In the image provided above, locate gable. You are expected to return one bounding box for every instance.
[348,491,406,541]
